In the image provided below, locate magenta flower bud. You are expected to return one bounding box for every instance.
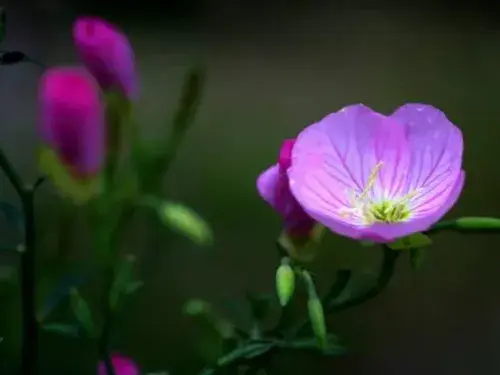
[97,354,139,375]
[73,16,137,100]
[257,138,316,237]
[39,67,105,178]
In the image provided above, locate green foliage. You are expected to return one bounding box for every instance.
[42,323,80,338]
[109,255,142,310]
[387,233,432,251]
[69,288,96,337]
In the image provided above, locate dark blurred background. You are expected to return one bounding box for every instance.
[1,0,500,374]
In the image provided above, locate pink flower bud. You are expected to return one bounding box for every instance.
[38,67,105,178]
[97,354,139,375]
[257,139,315,237]
[73,16,137,100]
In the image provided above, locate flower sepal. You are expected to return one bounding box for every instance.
[38,147,103,205]
[386,232,433,251]
[277,224,325,263]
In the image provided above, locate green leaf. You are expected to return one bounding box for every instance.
[109,255,136,309]
[216,342,275,366]
[42,323,80,338]
[37,272,93,322]
[280,334,347,355]
[124,280,144,295]
[143,197,213,246]
[38,147,103,205]
[0,202,23,233]
[387,233,432,251]
[69,288,96,337]
[410,248,425,271]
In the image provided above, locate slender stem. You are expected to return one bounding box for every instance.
[162,65,204,174]
[32,176,46,191]
[327,246,400,313]
[19,187,39,375]
[0,148,40,375]
[98,266,116,375]
[0,148,24,196]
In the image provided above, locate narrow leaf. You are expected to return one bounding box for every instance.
[37,272,93,322]
[42,323,80,338]
[216,342,274,366]
[69,288,95,336]
[0,51,26,65]
[280,334,347,355]
[109,255,136,309]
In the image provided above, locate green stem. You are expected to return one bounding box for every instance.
[162,65,204,174]
[19,187,39,375]
[0,148,40,375]
[98,265,116,375]
[326,246,400,313]
[0,148,24,196]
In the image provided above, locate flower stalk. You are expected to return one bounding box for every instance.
[0,148,40,375]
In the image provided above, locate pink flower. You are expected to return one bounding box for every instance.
[38,67,105,178]
[257,139,316,237]
[73,16,137,99]
[97,354,140,375]
[288,104,465,242]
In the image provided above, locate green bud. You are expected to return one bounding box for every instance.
[275,258,295,307]
[301,270,327,348]
[307,297,327,349]
[455,217,500,230]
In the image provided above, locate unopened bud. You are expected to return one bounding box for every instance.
[307,297,327,349]
[275,258,295,307]
[302,270,327,348]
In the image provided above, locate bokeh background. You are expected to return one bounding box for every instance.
[1,0,500,374]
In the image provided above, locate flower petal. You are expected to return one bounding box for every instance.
[38,67,105,178]
[288,104,410,231]
[73,17,137,100]
[362,170,465,242]
[390,104,464,218]
[257,164,280,207]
